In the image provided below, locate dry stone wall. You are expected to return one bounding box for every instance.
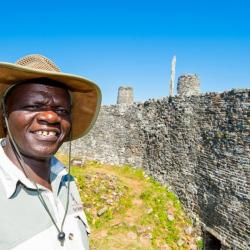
[117,86,134,104]
[60,89,250,250]
[177,74,200,96]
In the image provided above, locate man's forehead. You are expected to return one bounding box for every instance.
[13,81,68,91]
[6,82,71,101]
[3,83,72,110]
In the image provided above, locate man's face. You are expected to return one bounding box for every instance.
[5,82,71,159]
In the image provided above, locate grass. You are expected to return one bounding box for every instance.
[196,239,204,249]
[56,154,201,249]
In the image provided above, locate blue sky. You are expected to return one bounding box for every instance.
[0,0,249,104]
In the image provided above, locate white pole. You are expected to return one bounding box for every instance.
[169,55,176,96]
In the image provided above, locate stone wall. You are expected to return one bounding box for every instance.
[60,89,250,249]
[117,86,134,104]
[177,74,200,96]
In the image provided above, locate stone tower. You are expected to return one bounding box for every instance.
[177,74,200,97]
[117,86,134,105]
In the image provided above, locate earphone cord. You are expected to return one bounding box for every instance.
[2,99,72,242]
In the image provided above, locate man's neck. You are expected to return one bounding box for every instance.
[3,139,52,191]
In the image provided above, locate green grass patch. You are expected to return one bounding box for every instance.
[55,154,201,249]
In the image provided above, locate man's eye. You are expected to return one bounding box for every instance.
[56,109,70,115]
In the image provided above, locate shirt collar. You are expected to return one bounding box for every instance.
[0,140,67,199]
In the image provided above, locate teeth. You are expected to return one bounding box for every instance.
[43,131,48,136]
[35,131,56,136]
[48,131,56,136]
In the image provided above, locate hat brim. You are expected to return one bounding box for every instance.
[0,62,101,141]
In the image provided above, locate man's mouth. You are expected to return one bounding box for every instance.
[32,129,61,142]
[34,131,58,137]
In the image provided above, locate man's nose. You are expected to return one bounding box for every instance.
[37,110,61,124]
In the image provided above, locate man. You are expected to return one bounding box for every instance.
[0,54,101,250]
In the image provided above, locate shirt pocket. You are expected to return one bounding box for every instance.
[75,211,91,235]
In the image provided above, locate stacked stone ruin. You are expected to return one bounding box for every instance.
[61,75,250,250]
[117,86,134,105]
[177,74,200,96]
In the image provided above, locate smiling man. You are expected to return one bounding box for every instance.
[0,55,101,250]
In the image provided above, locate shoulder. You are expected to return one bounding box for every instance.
[50,156,77,190]
[50,156,67,175]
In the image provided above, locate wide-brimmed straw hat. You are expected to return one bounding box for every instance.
[0,54,101,140]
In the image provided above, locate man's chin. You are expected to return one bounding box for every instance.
[20,146,60,161]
